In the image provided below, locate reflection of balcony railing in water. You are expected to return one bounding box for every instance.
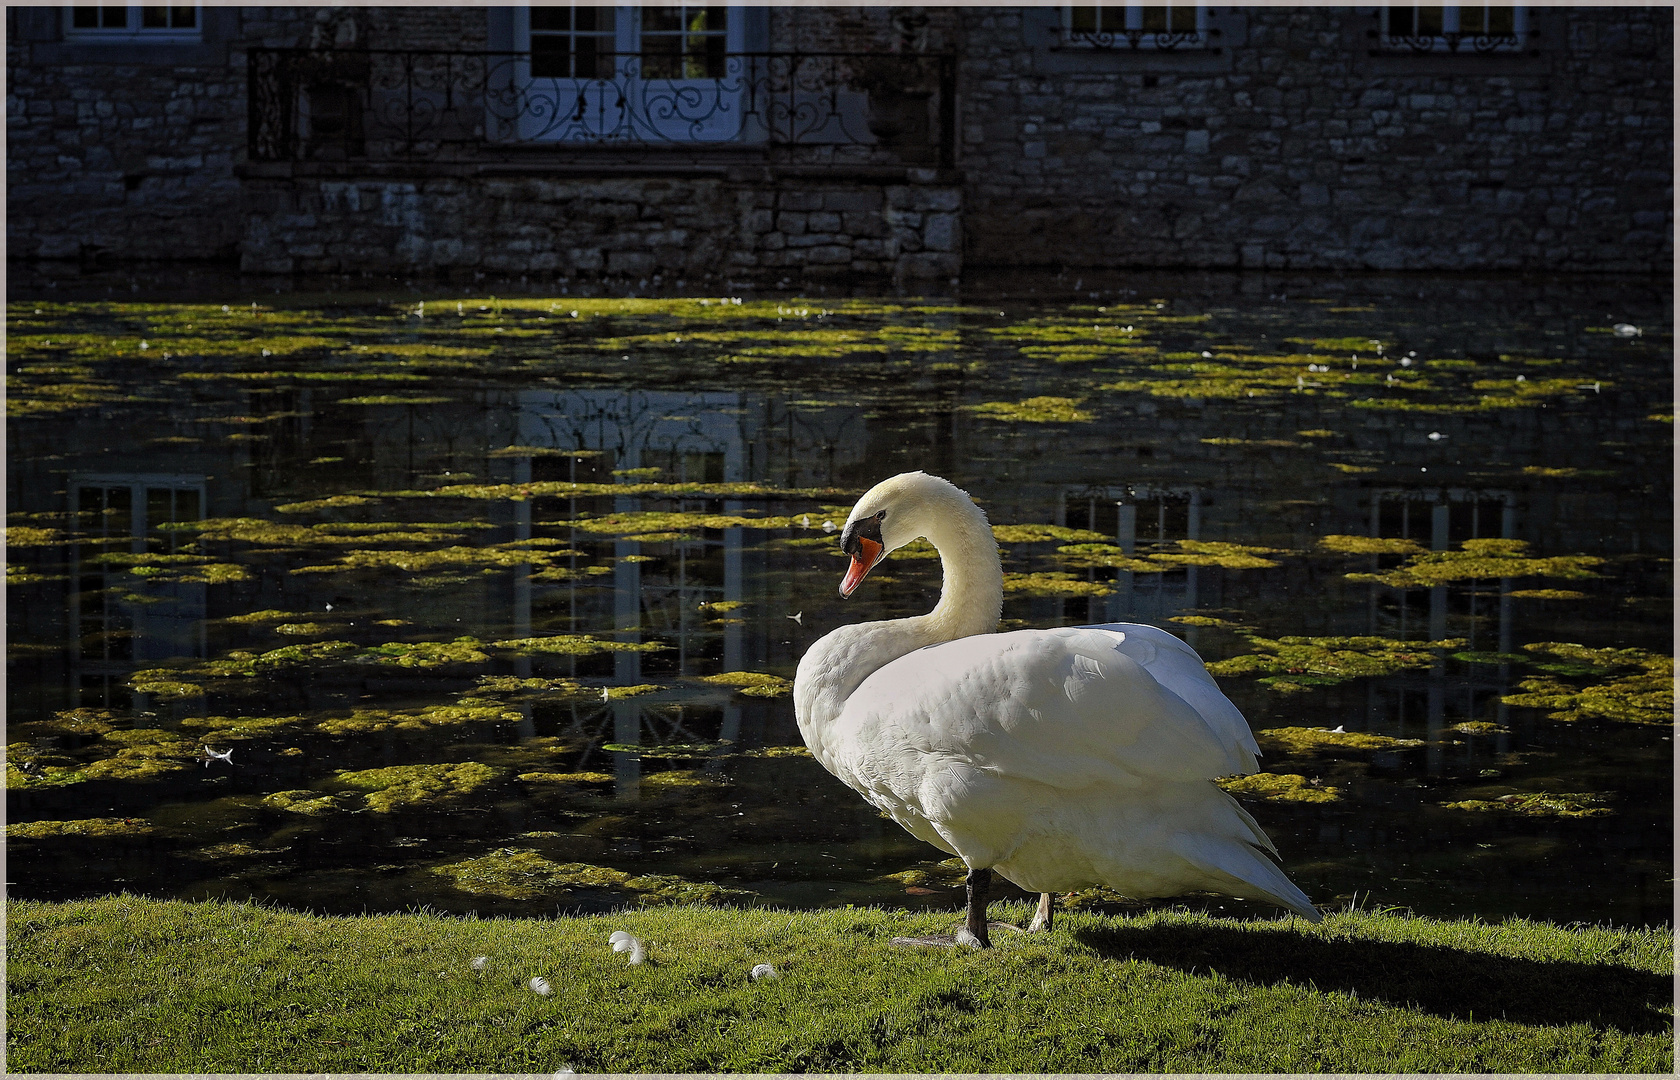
[247,49,957,167]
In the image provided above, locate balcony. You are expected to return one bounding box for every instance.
[246,48,957,175]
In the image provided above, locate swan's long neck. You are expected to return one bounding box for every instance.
[794,493,1002,744]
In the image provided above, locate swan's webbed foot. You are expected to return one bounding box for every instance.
[893,867,1013,949]
[1026,891,1056,933]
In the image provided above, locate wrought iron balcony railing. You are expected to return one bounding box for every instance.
[246,48,956,168]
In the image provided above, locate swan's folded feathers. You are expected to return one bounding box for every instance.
[835,625,1256,791]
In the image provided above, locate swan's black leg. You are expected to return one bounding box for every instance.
[1027,891,1055,933]
[958,867,992,948]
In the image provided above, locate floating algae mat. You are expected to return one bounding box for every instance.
[5,272,1671,927]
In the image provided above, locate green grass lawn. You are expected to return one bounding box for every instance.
[6,894,1671,1073]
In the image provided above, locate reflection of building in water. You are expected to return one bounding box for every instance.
[505,389,875,798]
[1362,486,1520,774]
[68,473,208,709]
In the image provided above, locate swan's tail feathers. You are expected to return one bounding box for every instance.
[1176,834,1323,923]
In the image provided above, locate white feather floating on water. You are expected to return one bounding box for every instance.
[609,930,646,965]
[787,611,803,625]
[600,686,610,703]
[821,520,837,532]
[529,976,552,996]
[470,955,488,971]
[750,963,778,981]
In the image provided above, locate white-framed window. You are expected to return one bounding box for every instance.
[510,5,750,142]
[65,5,201,41]
[1065,4,1209,48]
[1382,5,1527,53]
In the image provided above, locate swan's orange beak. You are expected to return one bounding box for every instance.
[839,536,882,598]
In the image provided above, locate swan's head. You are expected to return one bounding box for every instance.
[837,471,983,597]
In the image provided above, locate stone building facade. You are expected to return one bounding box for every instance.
[6,6,1671,281]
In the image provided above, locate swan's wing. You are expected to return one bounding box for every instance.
[1082,621,1261,771]
[843,627,1254,790]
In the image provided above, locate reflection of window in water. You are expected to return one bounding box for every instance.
[71,476,208,699]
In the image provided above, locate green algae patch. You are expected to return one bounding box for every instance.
[740,745,813,758]
[601,740,730,758]
[263,790,346,816]
[517,771,615,785]
[5,817,156,840]
[432,848,752,904]
[488,445,602,459]
[362,637,492,667]
[1328,463,1380,474]
[11,727,203,788]
[273,495,378,513]
[699,672,792,697]
[878,857,969,890]
[964,396,1093,423]
[315,703,522,736]
[294,545,565,575]
[178,714,309,741]
[1500,642,1673,725]
[1256,727,1426,756]
[993,524,1109,544]
[642,769,726,789]
[1054,544,1159,571]
[1440,792,1614,818]
[1207,635,1464,692]
[1003,572,1115,598]
[555,510,799,537]
[1452,721,1510,736]
[1319,535,1428,556]
[221,609,310,625]
[414,480,851,502]
[1148,540,1287,570]
[6,526,69,546]
[127,673,208,701]
[1507,589,1588,600]
[1169,615,1244,628]
[333,761,504,813]
[471,675,585,697]
[492,635,666,656]
[1345,538,1604,589]
[601,684,663,700]
[338,395,455,406]
[1217,772,1342,803]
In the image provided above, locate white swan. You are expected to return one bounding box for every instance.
[793,471,1320,947]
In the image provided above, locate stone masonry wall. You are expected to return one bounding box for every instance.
[958,6,1672,272]
[238,172,961,284]
[8,6,1670,277]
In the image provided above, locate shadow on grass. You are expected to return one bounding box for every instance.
[1073,923,1672,1034]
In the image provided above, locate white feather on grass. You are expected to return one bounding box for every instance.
[529,976,552,995]
[750,963,778,981]
[608,930,646,965]
[470,955,488,971]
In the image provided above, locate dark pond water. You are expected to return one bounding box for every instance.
[6,270,1672,927]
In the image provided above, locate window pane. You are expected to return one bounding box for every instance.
[576,6,608,33]
[531,36,569,78]
[1070,6,1097,33]
[701,5,728,33]
[1487,6,1515,34]
[171,6,195,28]
[1417,6,1444,35]
[142,6,168,28]
[1100,5,1127,31]
[1387,6,1412,35]
[643,36,681,78]
[530,7,570,32]
[1170,5,1197,32]
[72,7,100,28]
[102,6,127,28]
[1140,7,1169,32]
[644,6,682,33]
